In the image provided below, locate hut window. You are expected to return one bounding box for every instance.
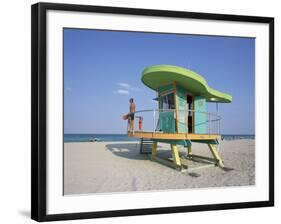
[161,92,175,110]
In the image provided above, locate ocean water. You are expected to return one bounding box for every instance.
[64,134,138,142]
[64,133,255,143]
[221,135,255,140]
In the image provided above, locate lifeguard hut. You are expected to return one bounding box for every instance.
[128,65,232,172]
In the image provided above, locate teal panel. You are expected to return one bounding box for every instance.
[194,96,206,134]
[159,111,176,133]
[176,85,187,133]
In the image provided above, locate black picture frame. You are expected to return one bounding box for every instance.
[31,2,274,222]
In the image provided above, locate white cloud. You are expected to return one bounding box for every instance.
[117,82,142,92]
[117,83,130,88]
[113,89,130,95]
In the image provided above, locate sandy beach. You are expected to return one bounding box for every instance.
[64,140,255,195]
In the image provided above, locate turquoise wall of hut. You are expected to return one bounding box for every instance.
[194,96,207,134]
[157,83,207,134]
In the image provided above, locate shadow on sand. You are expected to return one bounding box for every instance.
[105,142,167,160]
[105,143,147,160]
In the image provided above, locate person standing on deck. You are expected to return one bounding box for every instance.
[129,98,135,131]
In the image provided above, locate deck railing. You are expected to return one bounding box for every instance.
[127,109,221,135]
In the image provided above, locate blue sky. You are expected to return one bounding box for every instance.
[64,28,255,134]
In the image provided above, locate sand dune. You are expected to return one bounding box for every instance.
[64,140,255,195]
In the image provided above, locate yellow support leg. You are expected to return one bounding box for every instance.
[170,144,181,167]
[187,145,192,158]
[208,144,224,167]
[152,141,158,156]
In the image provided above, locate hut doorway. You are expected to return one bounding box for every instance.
[186,94,194,133]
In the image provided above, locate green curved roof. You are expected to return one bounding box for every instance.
[141,65,232,103]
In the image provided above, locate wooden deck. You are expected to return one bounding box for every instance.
[128,131,220,140]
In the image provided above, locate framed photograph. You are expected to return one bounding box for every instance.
[31,2,274,222]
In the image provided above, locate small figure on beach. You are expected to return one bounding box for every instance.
[89,136,100,142]
[137,116,143,130]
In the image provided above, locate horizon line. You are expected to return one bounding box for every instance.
[64,133,255,135]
